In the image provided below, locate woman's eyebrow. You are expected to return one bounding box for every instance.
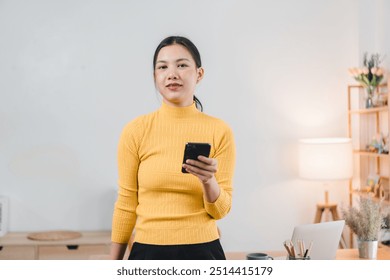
[156,58,191,64]
[176,58,191,63]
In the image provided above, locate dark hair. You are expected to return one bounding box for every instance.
[153,36,203,111]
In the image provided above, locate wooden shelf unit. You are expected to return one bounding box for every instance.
[347,82,390,202]
[347,81,390,247]
[352,190,390,207]
[353,150,389,159]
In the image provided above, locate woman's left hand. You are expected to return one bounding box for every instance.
[183,156,221,202]
[182,156,218,184]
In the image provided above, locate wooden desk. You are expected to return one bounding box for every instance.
[226,246,390,260]
[0,231,111,260]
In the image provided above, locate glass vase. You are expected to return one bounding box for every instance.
[365,85,376,108]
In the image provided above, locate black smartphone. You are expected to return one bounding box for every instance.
[181,142,211,173]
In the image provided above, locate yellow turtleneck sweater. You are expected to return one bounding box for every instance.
[111,102,236,245]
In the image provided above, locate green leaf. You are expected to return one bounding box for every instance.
[362,75,370,85]
[371,75,377,86]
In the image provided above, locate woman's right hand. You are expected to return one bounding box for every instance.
[110,242,128,260]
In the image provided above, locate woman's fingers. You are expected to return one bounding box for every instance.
[182,156,218,183]
[185,157,217,173]
[183,164,213,183]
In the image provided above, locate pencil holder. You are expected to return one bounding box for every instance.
[288,255,310,260]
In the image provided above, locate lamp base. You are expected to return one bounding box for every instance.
[314,203,340,223]
[314,192,347,248]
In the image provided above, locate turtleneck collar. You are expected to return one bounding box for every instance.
[159,101,200,119]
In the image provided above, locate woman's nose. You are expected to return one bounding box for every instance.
[168,70,178,79]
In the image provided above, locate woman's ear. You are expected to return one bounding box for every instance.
[197,67,204,83]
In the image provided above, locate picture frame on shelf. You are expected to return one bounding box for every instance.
[366,174,381,188]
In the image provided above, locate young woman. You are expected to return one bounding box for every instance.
[110,36,236,260]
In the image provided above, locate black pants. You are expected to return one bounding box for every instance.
[128,239,226,260]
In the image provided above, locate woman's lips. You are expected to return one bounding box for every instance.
[166,83,182,90]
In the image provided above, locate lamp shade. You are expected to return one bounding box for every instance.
[298,138,353,180]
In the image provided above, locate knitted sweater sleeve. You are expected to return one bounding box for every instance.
[111,119,142,244]
[204,122,236,220]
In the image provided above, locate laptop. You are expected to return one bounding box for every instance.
[290,220,345,260]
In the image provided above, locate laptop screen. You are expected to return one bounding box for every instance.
[291,220,345,260]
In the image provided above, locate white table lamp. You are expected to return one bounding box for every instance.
[299,138,353,181]
[298,138,353,225]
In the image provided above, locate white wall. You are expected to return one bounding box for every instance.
[0,0,387,251]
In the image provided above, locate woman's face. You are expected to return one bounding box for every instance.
[154,44,204,107]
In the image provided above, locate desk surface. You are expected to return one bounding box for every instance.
[0,231,111,246]
[226,246,390,260]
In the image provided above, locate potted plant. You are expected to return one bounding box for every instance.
[341,196,385,259]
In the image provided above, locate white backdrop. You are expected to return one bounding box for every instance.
[0,0,389,251]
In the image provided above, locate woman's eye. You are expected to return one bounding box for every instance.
[178,64,188,68]
[157,65,167,70]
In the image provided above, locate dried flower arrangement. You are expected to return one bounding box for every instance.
[341,196,385,241]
